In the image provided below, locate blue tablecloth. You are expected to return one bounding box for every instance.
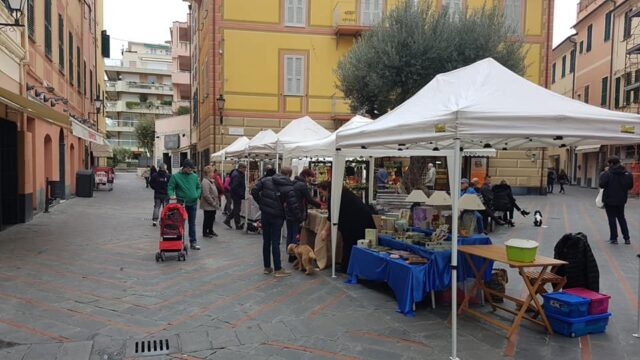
[346,233,493,316]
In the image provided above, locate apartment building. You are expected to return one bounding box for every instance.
[105,42,173,157]
[171,21,191,114]
[0,0,106,228]
[189,0,553,192]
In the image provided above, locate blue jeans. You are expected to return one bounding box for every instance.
[286,221,300,248]
[262,218,284,271]
[184,203,197,244]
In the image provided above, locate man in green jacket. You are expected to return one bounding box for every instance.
[168,159,202,250]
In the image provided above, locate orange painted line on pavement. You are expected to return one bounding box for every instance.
[34,252,154,276]
[580,206,639,309]
[580,335,592,360]
[161,277,279,331]
[0,318,71,342]
[25,263,132,288]
[231,277,323,328]
[307,292,348,319]
[348,330,430,349]
[0,291,153,334]
[263,341,361,360]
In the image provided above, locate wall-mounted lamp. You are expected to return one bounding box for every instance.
[0,0,25,27]
[216,94,225,125]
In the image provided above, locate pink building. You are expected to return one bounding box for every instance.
[170,21,191,114]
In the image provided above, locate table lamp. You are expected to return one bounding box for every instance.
[405,189,429,203]
[458,193,485,211]
[425,191,452,207]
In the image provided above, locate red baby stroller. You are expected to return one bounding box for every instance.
[155,202,189,262]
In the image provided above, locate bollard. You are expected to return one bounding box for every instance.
[634,254,640,338]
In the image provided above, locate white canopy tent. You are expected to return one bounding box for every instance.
[210,136,250,162]
[335,58,640,360]
[226,129,278,159]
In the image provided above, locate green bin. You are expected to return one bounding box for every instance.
[505,239,539,263]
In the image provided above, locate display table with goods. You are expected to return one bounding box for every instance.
[300,209,342,270]
[457,244,567,338]
[346,229,493,316]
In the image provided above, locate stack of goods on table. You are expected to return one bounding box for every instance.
[388,250,429,265]
[542,288,612,338]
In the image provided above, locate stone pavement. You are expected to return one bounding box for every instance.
[0,173,638,360]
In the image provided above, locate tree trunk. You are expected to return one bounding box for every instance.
[402,156,428,194]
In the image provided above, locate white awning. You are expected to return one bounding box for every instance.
[575,145,601,153]
[71,118,105,145]
[461,149,496,157]
[92,143,113,157]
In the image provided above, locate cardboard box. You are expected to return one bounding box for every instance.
[365,228,378,247]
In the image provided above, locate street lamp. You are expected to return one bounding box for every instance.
[216,94,225,125]
[0,0,25,27]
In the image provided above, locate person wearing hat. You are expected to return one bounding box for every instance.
[168,159,202,250]
[599,156,634,244]
[460,178,477,196]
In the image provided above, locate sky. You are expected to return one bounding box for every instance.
[104,0,576,58]
[104,0,189,59]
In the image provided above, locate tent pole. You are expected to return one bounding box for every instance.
[367,156,374,204]
[451,138,461,360]
[245,159,249,233]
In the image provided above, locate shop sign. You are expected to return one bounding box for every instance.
[434,123,446,133]
[620,125,635,134]
[164,134,180,150]
[71,118,104,145]
[228,127,244,136]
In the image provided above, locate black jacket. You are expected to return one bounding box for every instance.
[599,165,634,206]
[251,175,285,220]
[553,232,600,292]
[229,169,246,200]
[289,176,321,223]
[149,170,171,198]
[491,184,516,212]
[328,189,375,241]
[272,175,300,223]
[479,184,494,207]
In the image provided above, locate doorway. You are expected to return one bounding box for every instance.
[0,119,18,229]
[58,129,65,199]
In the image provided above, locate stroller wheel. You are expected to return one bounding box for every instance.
[155,252,161,262]
[160,252,166,262]
[183,245,188,255]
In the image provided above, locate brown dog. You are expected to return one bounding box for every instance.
[287,244,316,275]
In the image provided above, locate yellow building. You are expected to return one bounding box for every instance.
[190,0,553,192]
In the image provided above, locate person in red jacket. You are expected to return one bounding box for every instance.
[212,168,224,202]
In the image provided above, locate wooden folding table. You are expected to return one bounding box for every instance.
[457,245,567,338]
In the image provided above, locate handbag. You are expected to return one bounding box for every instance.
[595,189,604,208]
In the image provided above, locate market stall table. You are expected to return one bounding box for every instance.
[346,235,493,316]
[457,245,567,338]
[300,210,342,270]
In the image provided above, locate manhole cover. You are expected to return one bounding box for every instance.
[125,335,179,357]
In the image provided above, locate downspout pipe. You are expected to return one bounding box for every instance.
[608,0,617,110]
[569,37,577,99]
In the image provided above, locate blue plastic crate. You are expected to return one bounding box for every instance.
[546,312,612,338]
[542,292,590,318]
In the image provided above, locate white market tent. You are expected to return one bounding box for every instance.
[334,58,640,360]
[226,129,278,159]
[210,136,250,162]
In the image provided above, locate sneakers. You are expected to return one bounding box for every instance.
[211,231,218,237]
[223,220,232,229]
[263,267,273,274]
[609,239,618,244]
[236,223,245,230]
[624,239,631,245]
[274,269,292,277]
[190,243,201,250]
[152,221,157,227]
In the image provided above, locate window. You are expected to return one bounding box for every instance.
[77,46,81,91]
[202,57,209,99]
[68,32,74,85]
[584,85,590,104]
[624,10,632,40]
[90,69,93,101]
[604,11,612,41]
[148,75,157,84]
[615,76,621,108]
[625,72,633,106]
[27,0,34,39]
[586,24,592,52]
[561,55,566,78]
[285,0,305,27]
[504,0,522,35]
[579,41,584,54]
[601,77,608,107]
[44,0,52,57]
[58,14,64,71]
[443,0,463,21]
[284,55,304,96]
[570,49,576,73]
[83,60,87,96]
[551,63,556,84]
[361,0,383,26]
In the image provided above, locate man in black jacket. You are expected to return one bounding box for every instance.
[599,156,634,244]
[150,163,171,226]
[224,163,247,230]
[252,167,292,277]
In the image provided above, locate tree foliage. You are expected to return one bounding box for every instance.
[336,1,526,192]
[336,2,526,118]
[112,147,132,165]
[176,106,191,115]
[135,118,155,157]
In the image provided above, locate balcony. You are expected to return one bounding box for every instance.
[107,139,140,149]
[172,41,189,58]
[105,59,172,80]
[105,80,173,95]
[106,118,138,131]
[105,100,173,115]
[333,0,380,37]
[172,71,190,86]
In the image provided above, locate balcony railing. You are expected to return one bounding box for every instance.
[106,80,173,94]
[107,139,139,148]
[106,119,139,129]
[105,100,173,115]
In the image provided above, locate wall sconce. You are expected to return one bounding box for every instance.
[0,0,25,27]
[216,94,225,125]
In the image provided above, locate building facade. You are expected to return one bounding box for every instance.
[0,0,106,230]
[189,0,553,192]
[105,42,173,157]
[171,21,191,114]
[154,114,192,173]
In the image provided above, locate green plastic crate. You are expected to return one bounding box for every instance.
[505,239,539,263]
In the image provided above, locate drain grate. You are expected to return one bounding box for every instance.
[125,335,179,357]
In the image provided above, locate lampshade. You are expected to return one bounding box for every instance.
[405,190,429,203]
[425,191,452,206]
[459,193,485,211]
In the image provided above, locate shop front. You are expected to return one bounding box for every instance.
[575,145,603,188]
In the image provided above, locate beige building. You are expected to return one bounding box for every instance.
[105,42,174,156]
[153,114,191,172]
[170,21,191,114]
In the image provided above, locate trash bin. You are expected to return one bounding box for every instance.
[76,170,94,198]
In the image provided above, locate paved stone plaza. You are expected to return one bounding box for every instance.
[0,173,638,360]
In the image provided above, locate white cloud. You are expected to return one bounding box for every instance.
[554,0,578,46]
